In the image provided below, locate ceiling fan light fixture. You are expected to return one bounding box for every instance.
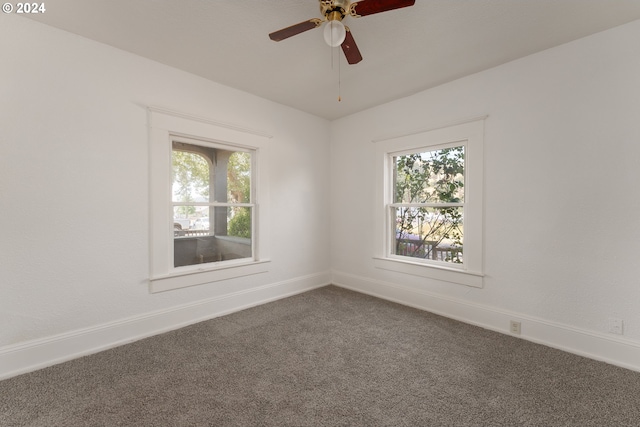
[323,19,346,47]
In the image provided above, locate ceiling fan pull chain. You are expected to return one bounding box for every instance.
[338,50,342,102]
[331,42,334,69]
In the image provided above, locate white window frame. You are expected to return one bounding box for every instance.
[148,107,271,293]
[373,118,485,288]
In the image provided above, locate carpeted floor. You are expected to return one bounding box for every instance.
[2,285,640,426]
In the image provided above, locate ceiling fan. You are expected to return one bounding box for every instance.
[269,0,416,65]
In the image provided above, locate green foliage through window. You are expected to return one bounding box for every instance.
[228,207,251,239]
[393,146,464,263]
[172,150,210,218]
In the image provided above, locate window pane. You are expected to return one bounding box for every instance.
[172,144,210,203]
[174,206,252,268]
[171,140,254,269]
[227,151,251,203]
[393,146,464,204]
[393,206,463,263]
[227,206,252,238]
[173,206,210,236]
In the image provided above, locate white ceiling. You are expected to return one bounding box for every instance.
[26,0,640,120]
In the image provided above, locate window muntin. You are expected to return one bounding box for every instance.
[390,144,465,266]
[392,206,463,262]
[172,140,254,269]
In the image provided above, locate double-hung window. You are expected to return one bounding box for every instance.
[391,144,465,263]
[172,138,254,268]
[374,118,485,287]
[148,108,271,293]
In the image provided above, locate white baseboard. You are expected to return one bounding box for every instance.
[0,271,331,380]
[332,270,640,373]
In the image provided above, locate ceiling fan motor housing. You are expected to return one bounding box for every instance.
[320,0,350,20]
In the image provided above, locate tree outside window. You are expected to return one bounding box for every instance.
[392,145,465,264]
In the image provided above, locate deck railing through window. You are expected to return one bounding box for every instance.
[395,238,462,263]
[174,229,211,237]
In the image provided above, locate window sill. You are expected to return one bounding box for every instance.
[373,257,483,288]
[149,259,271,293]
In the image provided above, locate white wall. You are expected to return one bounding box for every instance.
[0,16,331,378]
[330,20,640,370]
[2,14,640,378]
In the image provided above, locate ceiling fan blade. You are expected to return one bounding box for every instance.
[341,27,363,64]
[269,18,323,41]
[350,0,415,17]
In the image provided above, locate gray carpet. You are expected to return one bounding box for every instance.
[2,285,640,426]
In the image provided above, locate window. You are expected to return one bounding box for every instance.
[172,139,254,268]
[148,108,271,293]
[391,144,465,264]
[374,118,485,287]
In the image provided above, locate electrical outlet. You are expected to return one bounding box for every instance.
[608,318,624,335]
[510,320,521,335]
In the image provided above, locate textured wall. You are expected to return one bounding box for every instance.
[330,20,640,343]
[0,16,331,347]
